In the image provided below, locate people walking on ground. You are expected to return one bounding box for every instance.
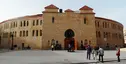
[70,40,75,52]
[27,45,31,50]
[51,45,54,51]
[68,44,71,52]
[92,48,95,60]
[86,45,92,60]
[94,46,99,60]
[116,47,120,62]
[98,47,104,63]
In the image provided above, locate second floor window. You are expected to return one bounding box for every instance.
[36,30,38,36]
[20,21,22,27]
[84,17,86,24]
[40,20,43,25]
[16,22,17,27]
[40,30,42,36]
[26,30,28,36]
[24,21,26,26]
[36,20,39,25]
[27,21,29,26]
[14,22,15,27]
[20,31,22,37]
[23,31,25,37]
[98,31,101,37]
[33,20,35,26]
[98,22,100,27]
[52,17,55,23]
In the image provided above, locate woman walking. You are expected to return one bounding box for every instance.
[116,47,120,62]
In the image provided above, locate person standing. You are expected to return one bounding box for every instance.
[92,48,95,60]
[68,44,71,52]
[51,45,54,51]
[94,46,99,60]
[116,47,120,62]
[87,45,92,60]
[98,47,104,63]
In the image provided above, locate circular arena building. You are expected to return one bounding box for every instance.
[0,4,124,50]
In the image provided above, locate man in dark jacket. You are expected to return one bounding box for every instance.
[87,45,92,60]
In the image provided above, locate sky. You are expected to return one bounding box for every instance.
[0,0,126,28]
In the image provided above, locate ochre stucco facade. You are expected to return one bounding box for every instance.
[0,4,124,49]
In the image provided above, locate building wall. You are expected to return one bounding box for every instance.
[0,5,124,49]
[42,11,97,49]
[123,30,126,44]
[95,17,124,48]
[0,15,43,49]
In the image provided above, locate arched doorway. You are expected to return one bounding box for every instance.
[64,29,77,50]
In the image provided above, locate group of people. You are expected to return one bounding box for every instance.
[51,42,62,51]
[12,45,31,50]
[67,40,75,52]
[86,45,120,63]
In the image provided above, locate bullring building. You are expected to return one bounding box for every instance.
[0,4,124,49]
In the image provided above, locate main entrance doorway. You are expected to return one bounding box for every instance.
[64,29,77,50]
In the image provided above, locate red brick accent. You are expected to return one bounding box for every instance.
[95,17,123,26]
[65,9,74,12]
[0,14,43,24]
[45,4,59,9]
[79,5,93,10]
[42,11,58,13]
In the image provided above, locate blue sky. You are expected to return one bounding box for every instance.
[0,0,126,28]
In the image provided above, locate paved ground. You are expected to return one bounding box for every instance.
[0,50,126,64]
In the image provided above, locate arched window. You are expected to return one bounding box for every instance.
[52,17,55,23]
[84,17,86,24]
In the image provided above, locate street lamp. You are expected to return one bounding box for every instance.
[10,34,14,50]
